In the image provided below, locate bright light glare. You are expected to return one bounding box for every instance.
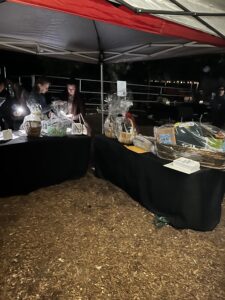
[16,106,25,114]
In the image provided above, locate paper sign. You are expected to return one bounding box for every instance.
[3,129,12,140]
[155,127,176,145]
[117,81,127,97]
[159,134,173,144]
[164,157,200,174]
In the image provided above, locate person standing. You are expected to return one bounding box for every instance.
[0,77,9,129]
[211,86,225,129]
[10,82,30,129]
[62,79,85,120]
[0,77,8,99]
[62,79,91,135]
[27,77,50,112]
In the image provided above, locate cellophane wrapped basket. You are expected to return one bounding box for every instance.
[42,117,71,137]
[116,116,136,145]
[154,122,225,170]
[104,115,116,138]
[22,104,42,137]
[24,120,42,137]
[51,100,69,116]
[103,94,134,140]
[41,101,73,136]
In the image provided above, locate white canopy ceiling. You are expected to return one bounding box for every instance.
[111,0,225,38]
[0,0,224,64]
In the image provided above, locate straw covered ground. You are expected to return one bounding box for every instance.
[0,171,225,300]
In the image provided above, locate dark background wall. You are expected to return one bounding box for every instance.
[1,50,225,92]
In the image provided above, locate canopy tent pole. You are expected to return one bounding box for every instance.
[0,66,7,78]
[93,17,105,134]
[100,61,104,134]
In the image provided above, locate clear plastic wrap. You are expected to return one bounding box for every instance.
[40,101,73,136]
[104,94,133,116]
[103,94,136,143]
[42,116,72,137]
[115,116,136,145]
[104,115,117,138]
[21,104,42,137]
[154,122,225,169]
[51,100,69,118]
[133,135,155,152]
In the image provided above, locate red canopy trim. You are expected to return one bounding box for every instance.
[8,0,225,47]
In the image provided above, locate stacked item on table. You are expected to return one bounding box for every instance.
[104,115,116,139]
[132,135,155,152]
[41,100,72,137]
[164,157,200,174]
[21,104,42,137]
[124,145,149,154]
[154,122,225,169]
[20,101,88,137]
[103,94,137,144]
[115,115,136,145]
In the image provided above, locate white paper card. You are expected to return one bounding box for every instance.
[117,80,127,97]
[173,157,200,172]
[3,129,13,140]
[164,157,200,174]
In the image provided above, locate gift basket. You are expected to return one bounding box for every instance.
[115,116,136,145]
[104,115,116,138]
[24,121,42,137]
[71,114,88,135]
[103,94,136,144]
[42,118,70,136]
[51,100,69,117]
[21,104,42,137]
[41,100,72,136]
[154,122,225,169]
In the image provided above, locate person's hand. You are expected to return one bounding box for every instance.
[66,114,73,120]
[73,114,79,121]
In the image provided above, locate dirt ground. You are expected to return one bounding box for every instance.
[0,171,225,300]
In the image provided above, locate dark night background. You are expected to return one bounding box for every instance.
[1,50,225,93]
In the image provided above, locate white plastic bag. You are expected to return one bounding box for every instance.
[72,114,88,135]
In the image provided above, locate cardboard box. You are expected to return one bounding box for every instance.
[154,126,176,145]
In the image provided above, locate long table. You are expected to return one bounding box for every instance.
[94,135,225,231]
[0,135,91,196]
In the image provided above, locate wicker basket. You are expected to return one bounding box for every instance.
[24,121,42,137]
[104,116,116,139]
[105,127,116,138]
[156,142,225,170]
[117,131,134,144]
[117,118,136,145]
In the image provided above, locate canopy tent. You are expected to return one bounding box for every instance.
[110,1,225,39]
[1,0,225,130]
[0,0,225,64]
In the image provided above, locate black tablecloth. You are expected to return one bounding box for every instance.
[0,135,91,196]
[94,135,225,231]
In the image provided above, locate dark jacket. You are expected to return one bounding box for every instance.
[27,90,48,111]
[212,94,225,128]
[61,91,85,116]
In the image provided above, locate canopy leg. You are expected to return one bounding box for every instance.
[100,62,104,134]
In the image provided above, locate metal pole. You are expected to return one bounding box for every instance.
[3,66,6,78]
[31,75,35,87]
[100,62,104,134]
